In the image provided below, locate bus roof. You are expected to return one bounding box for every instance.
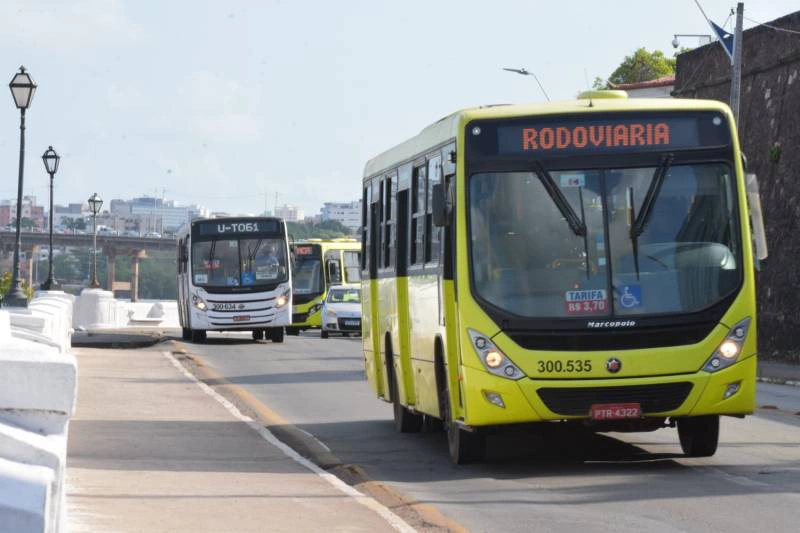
[363,97,733,179]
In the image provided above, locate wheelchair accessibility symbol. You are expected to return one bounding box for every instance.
[619,285,642,309]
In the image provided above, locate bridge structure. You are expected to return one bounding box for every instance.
[0,231,176,301]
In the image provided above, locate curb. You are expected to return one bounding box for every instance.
[71,333,168,350]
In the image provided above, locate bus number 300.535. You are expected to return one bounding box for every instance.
[537,360,592,373]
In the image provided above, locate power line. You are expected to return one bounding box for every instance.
[743,15,800,35]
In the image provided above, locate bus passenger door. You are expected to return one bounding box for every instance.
[395,188,416,407]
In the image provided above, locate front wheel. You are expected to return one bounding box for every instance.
[268,327,285,343]
[439,367,484,464]
[252,330,264,341]
[391,369,422,433]
[190,329,207,343]
[321,330,329,339]
[285,327,300,336]
[678,415,719,457]
[181,327,191,341]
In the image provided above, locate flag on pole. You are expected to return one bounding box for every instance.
[710,20,735,62]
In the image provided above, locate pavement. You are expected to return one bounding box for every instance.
[66,342,406,533]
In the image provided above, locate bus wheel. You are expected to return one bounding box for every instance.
[677,415,719,457]
[321,330,329,339]
[268,328,285,343]
[390,366,422,433]
[252,330,264,341]
[286,327,300,336]
[181,328,191,341]
[191,329,207,343]
[439,370,484,464]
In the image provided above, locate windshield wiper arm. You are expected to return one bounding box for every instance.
[533,161,586,236]
[631,154,673,239]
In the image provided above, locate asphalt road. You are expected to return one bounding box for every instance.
[178,332,800,533]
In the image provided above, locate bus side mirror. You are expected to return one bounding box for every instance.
[746,173,768,264]
[327,260,342,284]
[432,183,449,227]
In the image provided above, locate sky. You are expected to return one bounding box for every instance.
[0,0,797,217]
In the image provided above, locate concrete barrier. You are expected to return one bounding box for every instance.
[72,289,179,330]
[0,292,77,533]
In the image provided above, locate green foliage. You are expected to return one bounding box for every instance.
[63,217,86,231]
[606,47,676,85]
[592,76,607,90]
[0,271,33,301]
[768,142,782,164]
[286,220,352,241]
[20,217,34,230]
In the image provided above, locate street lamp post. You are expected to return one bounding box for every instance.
[40,146,60,290]
[87,193,103,289]
[4,66,37,307]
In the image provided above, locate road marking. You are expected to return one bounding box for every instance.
[162,350,416,533]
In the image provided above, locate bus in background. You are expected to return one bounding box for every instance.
[361,92,768,464]
[287,239,361,335]
[177,217,292,343]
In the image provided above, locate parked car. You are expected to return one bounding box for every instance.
[143,231,161,238]
[320,286,361,338]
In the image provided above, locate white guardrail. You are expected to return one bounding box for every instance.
[0,291,76,533]
[72,289,179,330]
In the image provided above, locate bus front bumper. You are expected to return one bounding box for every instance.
[460,355,756,427]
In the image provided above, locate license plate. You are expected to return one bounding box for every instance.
[232,315,250,322]
[213,303,237,311]
[590,403,641,420]
[344,320,360,326]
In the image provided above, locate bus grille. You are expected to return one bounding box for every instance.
[536,382,693,416]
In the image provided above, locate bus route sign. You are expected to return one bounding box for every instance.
[195,219,280,236]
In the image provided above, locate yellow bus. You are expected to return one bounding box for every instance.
[287,239,361,334]
[361,92,768,464]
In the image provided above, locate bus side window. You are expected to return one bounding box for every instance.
[177,239,183,273]
[426,156,442,264]
[411,164,426,266]
[383,174,396,270]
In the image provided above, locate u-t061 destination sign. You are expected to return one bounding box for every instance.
[468,112,731,158]
[194,219,281,236]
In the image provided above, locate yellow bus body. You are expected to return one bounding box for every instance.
[290,239,361,329]
[362,96,757,438]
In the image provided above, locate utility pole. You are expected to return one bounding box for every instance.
[730,2,744,125]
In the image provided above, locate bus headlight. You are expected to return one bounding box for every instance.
[468,329,525,380]
[308,302,323,315]
[192,294,207,311]
[275,287,291,307]
[703,317,751,372]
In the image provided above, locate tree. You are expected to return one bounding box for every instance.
[596,47,676,88]
[20,217,34,230]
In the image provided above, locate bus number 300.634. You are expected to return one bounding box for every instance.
[537,360,592,373]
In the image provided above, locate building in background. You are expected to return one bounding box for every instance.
[275,204,304,222]
[320,200,361,232]
[609,74,675,98]
[0,196,46,229]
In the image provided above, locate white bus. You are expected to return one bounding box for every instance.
[177,216,292,343]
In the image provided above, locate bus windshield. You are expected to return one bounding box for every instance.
[292,245,324,297]
[192,237,288,288]
[469,163,740,318]
[327,287,361,303]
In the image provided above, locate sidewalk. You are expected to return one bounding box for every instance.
[66,345,401,533]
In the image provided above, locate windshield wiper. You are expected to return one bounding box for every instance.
[631,154,673,239]
[533,161,586,236]
[629,154,673,280]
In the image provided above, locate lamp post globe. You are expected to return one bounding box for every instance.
[40,146,61,291]
[88,193,103,289]
[3,66,37,307]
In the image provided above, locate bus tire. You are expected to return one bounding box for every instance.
[181,328,191,341]
[286,327,300,336]
[678,415,719,457]
[252,330,264,341]
[321,330,329,339]
[268,328,285,343]
[391,370,422,433]
[437,351,485,464]
[191,329,206,343]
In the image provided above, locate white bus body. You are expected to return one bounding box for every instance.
[176,216,292,343]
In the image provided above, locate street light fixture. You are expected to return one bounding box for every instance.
[502,67,551,102]
[672,34,713,49]
[4,66,38,307]
[87,192,103,289]
[40,146,60,291]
